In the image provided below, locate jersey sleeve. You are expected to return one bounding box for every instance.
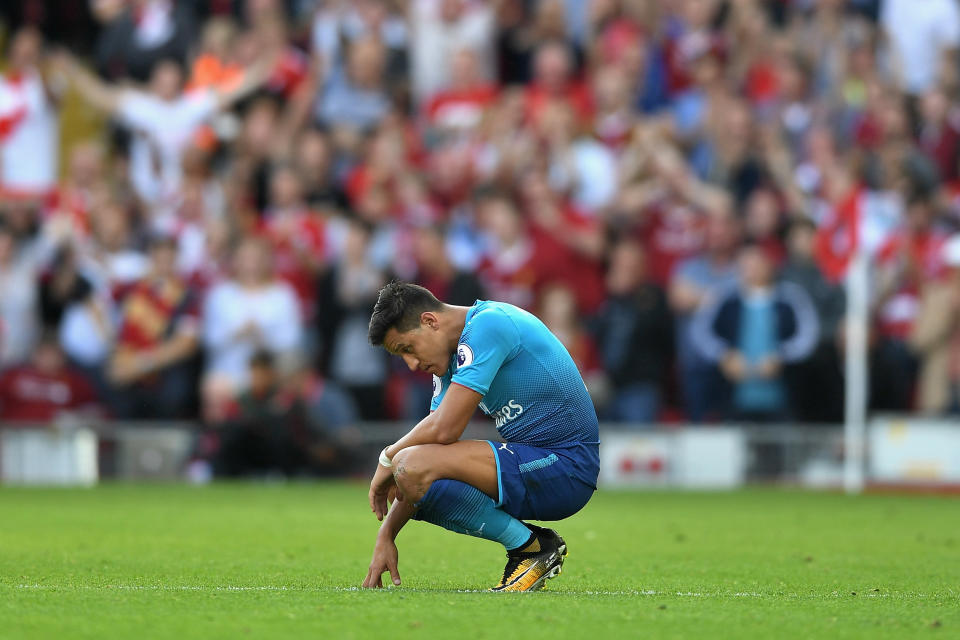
[429,374,450,412]
[450,308,518,396]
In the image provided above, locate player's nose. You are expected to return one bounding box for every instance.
[402,354,419,371]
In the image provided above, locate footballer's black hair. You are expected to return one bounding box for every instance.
[368,281,443,346]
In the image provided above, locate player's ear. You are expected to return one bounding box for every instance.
[420,311,440,331]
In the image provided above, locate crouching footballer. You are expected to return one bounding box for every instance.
[362,282,600,592]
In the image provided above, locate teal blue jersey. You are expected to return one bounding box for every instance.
[431,301,600,447]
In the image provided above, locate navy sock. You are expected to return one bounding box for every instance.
[413,478,532,551]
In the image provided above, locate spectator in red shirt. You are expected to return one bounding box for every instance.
[475,192,538,309]
[591,65,636,152]
[342,122,416,211]
[238,11,316,146]
[520,170,606,313]
[524,41,592,129]
[262,165,327,320]
[45,141,105,239]
[917,87,960,183]
[661,0,724,97]
[875,193,949,341]
[395,172,442,225]
[423,48,498,135]
[0,333,100,423]
[621,145,725,286]
[872,192,949,411]
[107,234,200,419]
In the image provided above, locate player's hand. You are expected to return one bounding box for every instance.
[362,534,401,588]
[368,462,398,521]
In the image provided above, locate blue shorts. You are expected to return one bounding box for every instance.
[486,440,599,521]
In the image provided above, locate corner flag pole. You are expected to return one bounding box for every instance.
[843,251,869,494]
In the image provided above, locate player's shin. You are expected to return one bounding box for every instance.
[412,478,532,551]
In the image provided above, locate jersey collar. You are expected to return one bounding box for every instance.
[449,300,483,376]
[463,300,482,326]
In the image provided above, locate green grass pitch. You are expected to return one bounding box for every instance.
[1,483,958,639]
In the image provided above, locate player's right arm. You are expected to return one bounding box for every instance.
[378,308,517,466]
[387,383,482,451]
[363,381,484,587]
[369,383,482,520]
[362,496,416,588]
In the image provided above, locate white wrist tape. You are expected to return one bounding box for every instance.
[379,448,393,468]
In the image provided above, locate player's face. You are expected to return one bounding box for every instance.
[384,322,451,377]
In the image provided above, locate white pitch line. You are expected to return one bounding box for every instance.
[10,584,897,598]
[7,584,700,596]
[14,585,307,592]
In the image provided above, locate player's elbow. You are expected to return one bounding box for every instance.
[424,411,466,445]
[432,427,460,445]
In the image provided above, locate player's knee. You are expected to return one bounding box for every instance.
[391,446,438,499]
[391,446,427,482]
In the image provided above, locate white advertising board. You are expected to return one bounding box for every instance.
[1,427,98,486]
[599,429,747,489]
[869,419,960,483]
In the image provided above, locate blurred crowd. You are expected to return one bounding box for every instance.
[4,0,960,456]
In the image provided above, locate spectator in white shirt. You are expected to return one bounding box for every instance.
[0,204,76,371]
[203,235,303,394]
[0,27,63,199]
[86,200,151,288]
[61,52,269,213]
[0,220,40,369]
[311,0,409,78]
[316,36,392,134]
[410,0,495,104]
[881,0,960,95]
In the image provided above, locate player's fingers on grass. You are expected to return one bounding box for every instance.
[388,560,401,586]
[362,565,382,588]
